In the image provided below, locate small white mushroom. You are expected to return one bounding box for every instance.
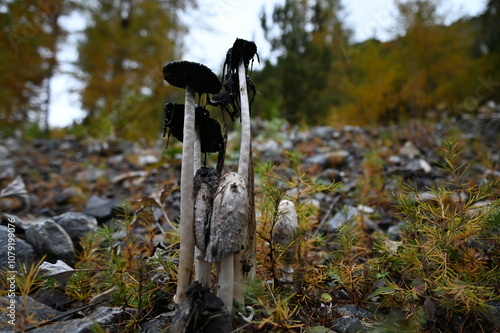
[273,200,299,283]
[205,172,248,314]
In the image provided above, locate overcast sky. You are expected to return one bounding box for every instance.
[49,0,487,127]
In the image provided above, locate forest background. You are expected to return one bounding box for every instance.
[1,0,499,141]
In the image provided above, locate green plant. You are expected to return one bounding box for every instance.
[0,258,47,332]
[372,139,500,331]
[65,200,179,332]
[248,150,342,329]
[326,220,382,305]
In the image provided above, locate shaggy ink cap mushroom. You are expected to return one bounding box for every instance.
[229,38,259,71]
[163,61,222,94]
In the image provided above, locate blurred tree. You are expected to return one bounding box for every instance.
[0,0,69,135]
[75,0,192,141]
[255,0,351,125]
[476,0,500,103]
[333,38,405,125]
[390,0,479,119]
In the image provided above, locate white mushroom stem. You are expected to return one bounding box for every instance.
[193,123,202,171]
[237,61,251,182]
[233,60,252,308]
[175,85,196,304]
[219,255,235,315]
[196,251,211,288]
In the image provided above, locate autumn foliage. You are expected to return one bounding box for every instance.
[1,0,499,138]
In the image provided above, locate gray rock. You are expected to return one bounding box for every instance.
[52,212,98,244]
[331,317,365,333]
[255,140,282,161]
[2,213,31,231]
[484,302,500,327]
[0,225,35,270]
[304,151,349,169]
[0,158,15,179]
[31,306,135,333]
[310,126,339,140]
[0,295,66,331]
[387,222,406,241]
[140,314,171,333]
[387,155,401,165]
[25,220,75,265]
[138,154,159,166]
[401,158,432,175]
[107,154,125,165]
[54,187,81,205]
[0,176,29,210]
[39,260,74,289]
[332,289,350,301]
[83,195,118,223]
[334,304,374,320]
[0,144,9,159]
[77,167,107,182]
[326,206,357,232]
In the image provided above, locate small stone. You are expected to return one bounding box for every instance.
[25,220,75,265]
[332,289,350,301]
[0,225,35,270]
[0,296,66,330]
[0,145,9,159]
[387,155,401,165]
[54,187,81,205]
[399,141,421,159]
[29,306,136,333]
[334,304,374,320]
[83,195,118,223]
[138,154,159,166]
[331,317,364,333]
[326,206,357,232]
[77,167,107,183]
[52,212,98,244]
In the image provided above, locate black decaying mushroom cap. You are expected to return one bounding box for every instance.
[194,167,219,252]
[163,61,222,94]
[213,38,259,121]
[170,281,232,332]
[163,103,224,153]
[225,38,259,72]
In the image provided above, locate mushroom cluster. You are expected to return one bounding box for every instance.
[162,60,222,305]
[162,39,259,318]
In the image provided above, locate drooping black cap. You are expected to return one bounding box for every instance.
[224,38,259,74]
[163,61,222,94]
[163,103,224,153]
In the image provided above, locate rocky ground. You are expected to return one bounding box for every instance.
[0,110,499,332]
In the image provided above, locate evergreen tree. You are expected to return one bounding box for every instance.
[256,0,351,125]
[477,0,500,103]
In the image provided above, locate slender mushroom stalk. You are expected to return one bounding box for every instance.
[273,200,299,283]
[233,38,258,308]
[163,61,221,304]
[205,172,247,314]
[177,84,196,304]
